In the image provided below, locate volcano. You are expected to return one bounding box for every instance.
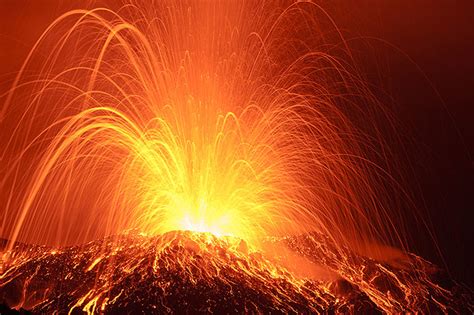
[0,231,472,314]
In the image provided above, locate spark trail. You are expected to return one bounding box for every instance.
[0,1,471,313]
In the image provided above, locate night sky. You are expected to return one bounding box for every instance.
[327,1,474,287]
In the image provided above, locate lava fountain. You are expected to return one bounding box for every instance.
[0,1,471,314]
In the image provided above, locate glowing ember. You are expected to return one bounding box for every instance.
[0,1,409,251]
[0,1,472,313]
[1,231,471,313]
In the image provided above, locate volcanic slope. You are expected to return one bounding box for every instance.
[0,231,472,314]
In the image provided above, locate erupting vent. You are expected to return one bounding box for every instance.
[0,1,472,313]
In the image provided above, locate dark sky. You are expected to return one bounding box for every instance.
[325,0,474,287]
[1,0,472,286]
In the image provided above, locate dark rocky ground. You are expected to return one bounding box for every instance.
[0,231,472,314]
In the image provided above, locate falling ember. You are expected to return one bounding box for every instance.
[0,1,472,314]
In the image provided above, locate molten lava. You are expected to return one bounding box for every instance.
[0,1,472,313]
[0,1,410,251]
[1,231,471,313]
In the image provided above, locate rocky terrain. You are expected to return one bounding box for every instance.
[0,231,472,314]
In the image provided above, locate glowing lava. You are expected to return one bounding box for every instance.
[1,1,472,313]
[1,231,471,314]
[1,1,412,252]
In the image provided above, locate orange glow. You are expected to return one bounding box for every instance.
[2,2,464,313]
[0,2,409,254]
